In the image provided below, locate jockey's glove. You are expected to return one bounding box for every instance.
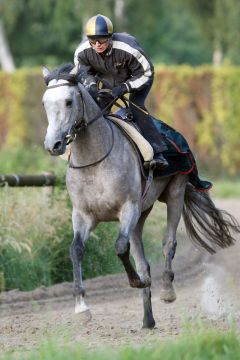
[89,84,99,102]
[111,83,128,99]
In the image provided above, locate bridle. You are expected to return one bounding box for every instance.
[45,81,118,168]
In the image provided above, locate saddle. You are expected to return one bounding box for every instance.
[107,111,154,163]
[108,107,212,192]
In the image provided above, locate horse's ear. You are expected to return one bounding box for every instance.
[42,66,50,80]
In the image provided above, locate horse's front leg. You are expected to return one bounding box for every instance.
[70,208,93,314]
[116,201,147,288]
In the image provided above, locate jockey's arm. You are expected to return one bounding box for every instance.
[124,50,154,92]
[74,51,97,90]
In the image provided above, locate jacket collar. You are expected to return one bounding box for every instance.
[105,38,113,56]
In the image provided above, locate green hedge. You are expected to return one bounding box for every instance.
[1,66,240,174]
[150,65,240,175]
[0,68,46,148]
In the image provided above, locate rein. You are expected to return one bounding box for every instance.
[68,120,115,169]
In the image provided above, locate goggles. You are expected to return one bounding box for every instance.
[89,38,110,45]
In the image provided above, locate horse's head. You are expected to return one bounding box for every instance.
[42,64,85,156]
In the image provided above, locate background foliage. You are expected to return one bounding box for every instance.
[1,0,240,67]
[1,66,240,175]
[151,66,240,175]
[0,180,121,291]
[0,0,230,67]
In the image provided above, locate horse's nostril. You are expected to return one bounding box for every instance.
[53,140,62,151]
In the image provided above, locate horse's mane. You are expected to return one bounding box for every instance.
[44,63,83,85]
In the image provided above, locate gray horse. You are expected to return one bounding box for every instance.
[42,64,239,329]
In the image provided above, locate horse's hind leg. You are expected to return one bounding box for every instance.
[115,201,146,288]
[130,207,153,287]
[130,207,155,329]
[70,208,92,315]
[160,174,187,302]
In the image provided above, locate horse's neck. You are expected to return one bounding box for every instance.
[70,94,112,165]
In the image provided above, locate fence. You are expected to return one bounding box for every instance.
[0,173,56,187]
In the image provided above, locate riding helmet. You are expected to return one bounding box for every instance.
[85,14,113,38]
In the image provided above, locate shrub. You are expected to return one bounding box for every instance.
[0,185,124,291]
[150,65,240,175]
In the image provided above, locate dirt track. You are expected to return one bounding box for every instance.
[0,199,240,352]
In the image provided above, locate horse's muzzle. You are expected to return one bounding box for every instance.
[44,138,67,156]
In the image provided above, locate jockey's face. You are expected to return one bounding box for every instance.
[89,37,110,53]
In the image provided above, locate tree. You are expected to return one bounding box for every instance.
[114,0,126,27]
[0,0,82,66]
[0,0,226,67]
[124,0,211,64]
[0,19,15,71]
[184,0,240,65]
[0,0,115,67]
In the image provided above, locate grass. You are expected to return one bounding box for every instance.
[0,144,66,178]
[210,178,240,198]
[0,186,165,291]
[0,186,72,290]
[1,329,239,360]
[1,174,240,291]
[0,186,124,290]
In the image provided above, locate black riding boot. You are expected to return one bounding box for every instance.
[130,107,168,170]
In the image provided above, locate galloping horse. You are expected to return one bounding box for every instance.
[42,64,239,328]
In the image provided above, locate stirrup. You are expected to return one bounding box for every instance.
[143,160,157,170]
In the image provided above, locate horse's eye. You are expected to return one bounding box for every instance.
[66,99,72,107]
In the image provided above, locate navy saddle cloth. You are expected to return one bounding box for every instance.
[114,109,212,192]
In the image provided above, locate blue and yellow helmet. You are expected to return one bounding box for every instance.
[85,14,113,38]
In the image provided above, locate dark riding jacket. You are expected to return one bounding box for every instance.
[74,33,154,92]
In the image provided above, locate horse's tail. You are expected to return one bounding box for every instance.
[183,183,240,254]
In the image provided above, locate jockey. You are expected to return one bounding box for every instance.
[74,14,168,169]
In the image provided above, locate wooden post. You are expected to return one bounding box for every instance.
[0,173,56,187]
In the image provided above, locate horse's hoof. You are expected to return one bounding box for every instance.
[129,278,151,289]
[129,279,143,288]
[75,309,92,323]
[142,318,156,329]
[160,288,176,303]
